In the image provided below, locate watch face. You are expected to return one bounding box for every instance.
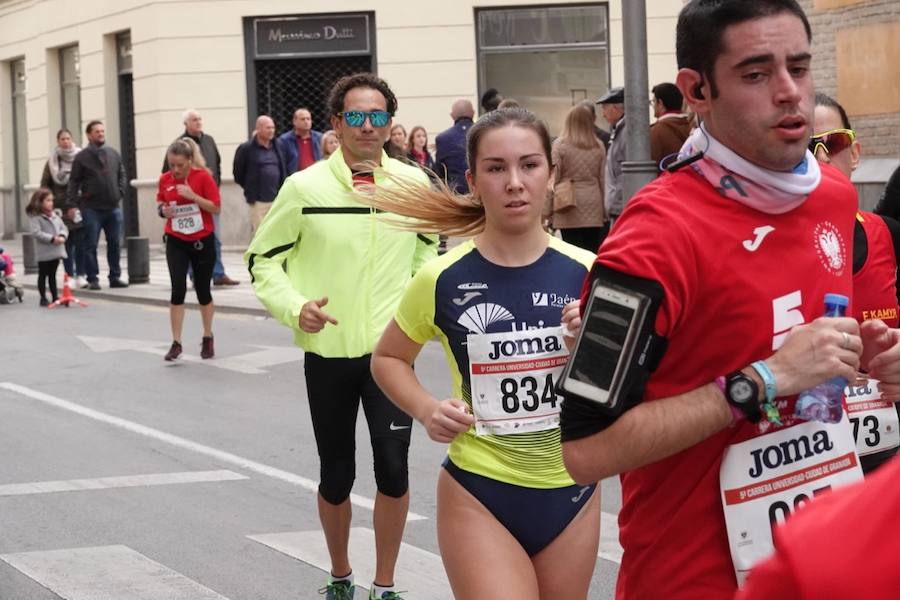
[730,380,754,404]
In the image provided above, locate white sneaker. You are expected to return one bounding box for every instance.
[76,276,88,289]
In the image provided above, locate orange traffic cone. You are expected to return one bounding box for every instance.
[48,273,87,308]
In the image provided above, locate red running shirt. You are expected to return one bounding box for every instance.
[852,211,899,327]
[586,164,857,599]
[157,167,220,242]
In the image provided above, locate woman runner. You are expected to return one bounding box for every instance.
[369,108,601,599]
[158,139,220,361]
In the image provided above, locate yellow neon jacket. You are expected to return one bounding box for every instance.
[244,148,438,358]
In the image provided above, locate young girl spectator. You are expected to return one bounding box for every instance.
[26,188,68,306]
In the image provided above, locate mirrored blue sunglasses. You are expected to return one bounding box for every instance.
[338,110,391,128]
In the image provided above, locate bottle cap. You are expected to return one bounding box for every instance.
[824,293,849,307]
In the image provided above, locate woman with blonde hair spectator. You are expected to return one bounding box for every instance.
[549,104,607,251]
[321,130,340,160]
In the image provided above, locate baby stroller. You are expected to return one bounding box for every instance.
[0,248,24,304]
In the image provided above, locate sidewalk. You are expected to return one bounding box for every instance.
[4,235,267,316]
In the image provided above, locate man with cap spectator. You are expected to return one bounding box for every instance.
[597,86,626,224]
[650,82,692,172]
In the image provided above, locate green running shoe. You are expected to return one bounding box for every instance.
[319,578,355,600]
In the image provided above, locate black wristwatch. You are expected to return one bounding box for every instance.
[724,371,762,423]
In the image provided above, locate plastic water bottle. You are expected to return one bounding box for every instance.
[794,293,849,423]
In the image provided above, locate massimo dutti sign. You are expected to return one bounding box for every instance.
[254,14,371,58]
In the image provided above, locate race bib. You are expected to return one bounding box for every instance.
[170,203,203,235]
[845,378,900,457]
[720,417,863,586]
[467,326,568,436]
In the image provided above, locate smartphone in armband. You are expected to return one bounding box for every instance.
[558,273,664,415]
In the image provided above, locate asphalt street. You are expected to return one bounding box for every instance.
[0,298,622,599]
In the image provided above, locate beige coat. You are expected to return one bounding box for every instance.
[550,139,607,229]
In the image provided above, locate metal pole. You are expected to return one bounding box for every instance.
[622,0,658,203]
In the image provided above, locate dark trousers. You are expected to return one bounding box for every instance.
[37,258,60,301]
[560,225,609,253]
[82,207,123,283]
[63,227,86,277]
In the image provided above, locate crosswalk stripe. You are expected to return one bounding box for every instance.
[0,382,426,521]
[0,470,248,497]
[599,510,623,564]
[0,545,230,599]
[248,527,452,599]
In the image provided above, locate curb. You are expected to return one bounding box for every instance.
[20,283,270,318]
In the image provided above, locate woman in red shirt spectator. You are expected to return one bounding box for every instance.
[157,139,220,361]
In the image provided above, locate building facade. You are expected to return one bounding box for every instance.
[0,0,684,244]
[2,0,895,243]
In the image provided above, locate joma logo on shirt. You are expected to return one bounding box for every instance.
[748,430,834,478]
[487,335,561,360]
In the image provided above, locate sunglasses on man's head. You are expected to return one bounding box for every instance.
[808,128,855,156]
[338,110,391,128]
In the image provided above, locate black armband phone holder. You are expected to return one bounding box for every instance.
[558,265,668,437]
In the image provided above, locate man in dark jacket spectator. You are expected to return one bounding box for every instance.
[67,120,128,290]
[875,164,900,222]
[435,99,474,195]
[162,109,238,286]
[649,82,692,172]
[276,107,323,175]
[233,115,285,233]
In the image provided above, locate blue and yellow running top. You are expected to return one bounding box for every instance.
[395,235,595,488]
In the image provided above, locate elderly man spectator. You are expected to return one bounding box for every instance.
[650,82,692,172]
[162,109,238,286]
[67,120,128,290]
[233,115,285,232]
[597,86,626,223]
[277,107,323,175]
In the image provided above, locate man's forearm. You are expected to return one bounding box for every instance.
[563,382,732,484]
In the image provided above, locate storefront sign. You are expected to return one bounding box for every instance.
[254,14,370,58]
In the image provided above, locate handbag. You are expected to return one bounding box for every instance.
[552,179,576,212]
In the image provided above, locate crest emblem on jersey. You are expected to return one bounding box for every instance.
[457,303,515,334]
[813,221,846,276]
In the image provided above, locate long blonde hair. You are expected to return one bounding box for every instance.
[358,108,551,237]
[560,104,600,150]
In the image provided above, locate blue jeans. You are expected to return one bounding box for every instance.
[82,207,123,283]
[212,212,225,279]
[63,227,86,277]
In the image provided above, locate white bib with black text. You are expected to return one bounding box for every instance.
[467,326,567,436]
[720,417,863,585]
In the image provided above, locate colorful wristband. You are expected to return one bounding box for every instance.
[715,376,745,424]
[750,360,781,425]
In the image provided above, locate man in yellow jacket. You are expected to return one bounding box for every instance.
[245,73,437,600]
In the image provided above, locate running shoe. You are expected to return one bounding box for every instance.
[370,590,405,599]
[164,341,182,361]
[319,579,355,599]
[200,335,214,359]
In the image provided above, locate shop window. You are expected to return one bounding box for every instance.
[477,4,609,136]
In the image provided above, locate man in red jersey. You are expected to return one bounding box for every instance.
[559,1,900,598]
